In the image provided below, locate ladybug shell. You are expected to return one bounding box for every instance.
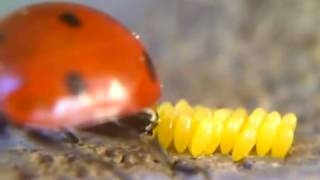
[0,3,161,129]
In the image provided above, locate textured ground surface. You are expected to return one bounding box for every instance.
[1,0,320,179]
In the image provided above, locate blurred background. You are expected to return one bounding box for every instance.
[1,0,320,179]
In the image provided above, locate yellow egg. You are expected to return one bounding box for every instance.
[271,113,297,158]
[154,100,298,161]
[220,108,247,154]
[174,113,193,153]
[256,111,281,156]
[157,103,176,149]
[189,115,213,157]
[204,108,232,155]
[232,108,267,161]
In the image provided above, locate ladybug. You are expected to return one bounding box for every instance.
[0,3,206,178]
[0,2,161,130]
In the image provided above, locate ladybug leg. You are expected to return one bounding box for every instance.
[25,129,70,147]
[0,113,9,136]
[147,134,211,179]
[26,128,81,147]
[147,136,172,164]
[134,109,170,164]
[62,129,80,144]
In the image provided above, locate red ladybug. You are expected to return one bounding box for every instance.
[0,2,161,130]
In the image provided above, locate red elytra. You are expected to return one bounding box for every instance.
[0,2,161,129]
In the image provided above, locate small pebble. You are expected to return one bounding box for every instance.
[39,154,54,165]
[74,164,88,178]
[172,160,200,175]
[32,153,54,165]
[101,147,124,163]
[13,165,35,180]
[241,159,254,170]
[123,153,138,165]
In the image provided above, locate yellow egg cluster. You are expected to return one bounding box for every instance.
[153,99,297,161]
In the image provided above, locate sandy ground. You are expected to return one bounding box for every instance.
[1,0,320,179]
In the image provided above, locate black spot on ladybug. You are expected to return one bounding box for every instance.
[143,52,157,81]
[59,12,82,28]
[65,72,86,95]
[0,32,5,43]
